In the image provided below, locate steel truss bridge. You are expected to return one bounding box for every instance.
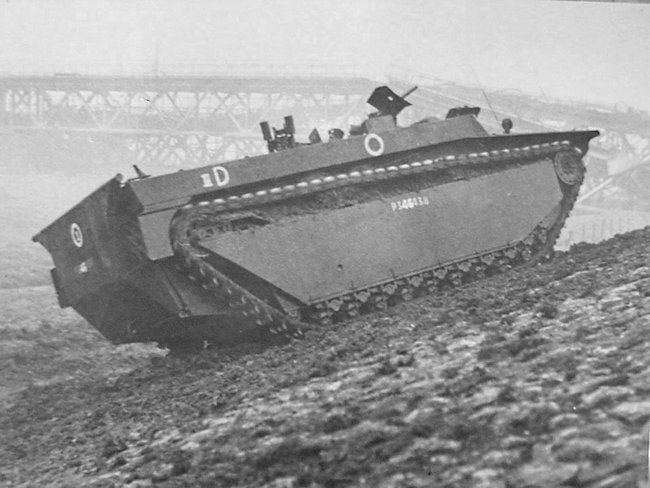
[1,67,649,248]
[0,69,648,214]
[1,70,648,167]
[0,72,375,167]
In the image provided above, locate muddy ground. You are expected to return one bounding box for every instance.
[0,221,649,487]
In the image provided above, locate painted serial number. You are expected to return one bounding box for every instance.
[391,196,430,211]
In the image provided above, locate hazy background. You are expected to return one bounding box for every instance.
[0,0,648,272]
[0,0,648,110]
[0,1,648,406]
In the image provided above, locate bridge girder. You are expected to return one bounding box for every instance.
[0,73,648,175]
[0,74,373,165]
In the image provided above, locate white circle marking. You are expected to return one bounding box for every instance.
[364,133,385,157]
[70,223,83,247]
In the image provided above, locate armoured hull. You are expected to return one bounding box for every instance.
[33,88,599,348]
[203,160,561,304]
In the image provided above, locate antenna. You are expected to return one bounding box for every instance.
[463,57,501,127]
[153,43,160,76]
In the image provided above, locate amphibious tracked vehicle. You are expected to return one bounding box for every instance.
[33,86,599,348]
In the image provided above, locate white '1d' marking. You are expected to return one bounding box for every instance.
[200,173,213,188]
[200,165,230,188]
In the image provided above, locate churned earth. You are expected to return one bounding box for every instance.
[1,226,649,488]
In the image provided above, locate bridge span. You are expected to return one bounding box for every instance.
[0,69,647,168]
[0,69,647,161]
[1,68,648,247]
[0,71,375,166]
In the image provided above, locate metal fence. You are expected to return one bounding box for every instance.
[556,207,650,250]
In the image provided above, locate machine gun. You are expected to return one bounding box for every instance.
[348,85,418,135]
[367,85,418,120]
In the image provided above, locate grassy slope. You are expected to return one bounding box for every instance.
[0,169,160,402]
[0,229,647,487]
[0,163,648,487]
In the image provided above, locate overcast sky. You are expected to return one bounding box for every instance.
[0,0,648,110]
